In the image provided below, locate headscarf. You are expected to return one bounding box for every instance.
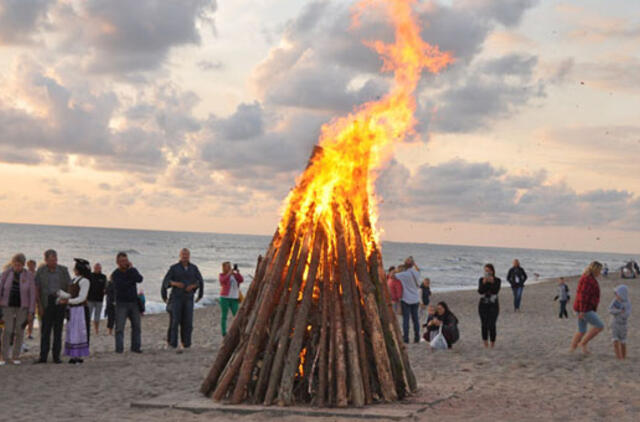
[74,258,92,279]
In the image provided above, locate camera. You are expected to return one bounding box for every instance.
[233,264,238,271]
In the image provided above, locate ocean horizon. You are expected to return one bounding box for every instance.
[1,221,637,315]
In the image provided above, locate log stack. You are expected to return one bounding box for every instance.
[200,147,417,406]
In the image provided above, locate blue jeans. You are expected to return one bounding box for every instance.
[512,287,524,310]
[401,301,420,343]
[169,296,194,348]
[577,311,604,333]
[115,302,141,353]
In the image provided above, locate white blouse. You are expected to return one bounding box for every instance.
[57,276,90,305]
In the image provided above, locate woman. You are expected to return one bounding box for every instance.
[58,258,91,364]
[478,263,501,348]
[570,261,604,354]
[424,301,459,348]
[219,262,243,337]
[0,253,36,365]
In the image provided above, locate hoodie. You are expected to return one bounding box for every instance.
[608,285,631,325]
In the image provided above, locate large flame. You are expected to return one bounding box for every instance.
[279,0,452,253]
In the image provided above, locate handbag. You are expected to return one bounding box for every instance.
[429,326,448,350]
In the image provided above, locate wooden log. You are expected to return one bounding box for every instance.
[371,246,417,393]
[230,218,298,404]
[333,214,365,407]
[327,271,336,407]
[201,251,268,396]
[314,249,330,407]
[277,228,325,406]
[263,229,313,405]
[345,207,398,402]
[332,265,348,408]
[252,238,303,403]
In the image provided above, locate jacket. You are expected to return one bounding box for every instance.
[35,265,71,310]
[507,266,528,289]
[0,269,37,313]
[111,267,143,304]
[387,277,402,302]
[478,277,501,305]
[573,274,600,313]
[219,272,244,298]
[161,262,204,302]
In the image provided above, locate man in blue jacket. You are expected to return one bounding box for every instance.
[162,248,203,350]
[507,259,527,312]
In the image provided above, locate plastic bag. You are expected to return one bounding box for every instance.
[429,326,448,350]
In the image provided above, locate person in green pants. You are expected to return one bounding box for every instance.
[218,262,244,336]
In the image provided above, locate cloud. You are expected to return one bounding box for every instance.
[0,0,54,45]
[197,60,223,71]
[377,159,640,230]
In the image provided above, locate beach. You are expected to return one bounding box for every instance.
[2,273,638,421]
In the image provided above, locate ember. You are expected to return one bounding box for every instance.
[201,0,452,407]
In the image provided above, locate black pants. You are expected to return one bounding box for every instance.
[40,303,66,362]
[84,305,91,346]
[479,302,499,343]
[401,301,420,343]
[559,300,568,318]
[106,304,116,329]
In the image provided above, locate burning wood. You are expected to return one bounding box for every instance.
[200,0,452,408]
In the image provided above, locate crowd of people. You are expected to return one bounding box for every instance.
[386,257,632,357]
[0,247,633,365]
[0,247,246,365]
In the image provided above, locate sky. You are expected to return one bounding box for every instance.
[0,0,638,254]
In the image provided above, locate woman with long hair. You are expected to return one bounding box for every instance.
[478,263,501,348]
[0,253,36,365]
[570,261,604,354]
[424,301,460,348]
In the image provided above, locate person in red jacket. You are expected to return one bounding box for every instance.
[386,266,402,315]
[570,261,605,354]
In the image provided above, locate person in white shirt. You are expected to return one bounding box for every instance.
[393,257,422,344]
[58,258,91,364]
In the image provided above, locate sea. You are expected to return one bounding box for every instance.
[1,222,636,315]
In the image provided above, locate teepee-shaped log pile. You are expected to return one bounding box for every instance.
[200,151,417,407]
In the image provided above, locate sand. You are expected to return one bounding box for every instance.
[2,273,638,421]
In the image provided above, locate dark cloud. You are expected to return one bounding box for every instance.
[377,159,640,230]
[68,0,217,73]
[0,0,54,45]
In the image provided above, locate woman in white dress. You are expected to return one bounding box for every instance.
[58,258,91,364]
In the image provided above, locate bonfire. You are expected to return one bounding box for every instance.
[201,0,452,407]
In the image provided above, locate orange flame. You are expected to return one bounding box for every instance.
[279,0,452,255]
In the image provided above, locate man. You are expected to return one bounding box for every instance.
[393,257,421,344]
[110,252,143,353]
[34,250,71,364]
[88,263,107,336]
[161,248,203,350]
[507,259,528,312]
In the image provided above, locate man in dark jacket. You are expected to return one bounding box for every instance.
[34,249,71,364]
[507,259,527,312]
[161,248,203,350]
[111,252,143,353]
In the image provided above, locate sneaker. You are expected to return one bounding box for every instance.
[53,358,62,364]
[33,359,46,364]
[0,360,6,366]
[12,360,21,365]
[131,349,143,354]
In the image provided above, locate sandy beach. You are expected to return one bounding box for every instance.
[2,273,638,422]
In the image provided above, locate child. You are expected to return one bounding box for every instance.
[553,277,570,318]
[423,305,437,342]
[608,285,631,360]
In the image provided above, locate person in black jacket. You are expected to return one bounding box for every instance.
[478,263,501,348]
[507,259,527,312]
[424,301,459,348]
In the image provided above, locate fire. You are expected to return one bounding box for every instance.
[278,0,452,257]
[298,347,308,377]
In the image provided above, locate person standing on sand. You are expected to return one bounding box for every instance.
[507,259,527,312]
[554,277,570,319]
[111,252,143,353]
[25,259,37,340]
[57,259,91,364]
[162,248,204,350]
[87,263,107,336]
[419,278,432,323]
[393,257,422,344]
[570,261,604,354]
[608,285,630,360]
[387,266,402,315]
[104,277,116,336]
[478,263,501,348]
[0,253,36,365]
[34,249,71,364]
[219,262,243,337]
